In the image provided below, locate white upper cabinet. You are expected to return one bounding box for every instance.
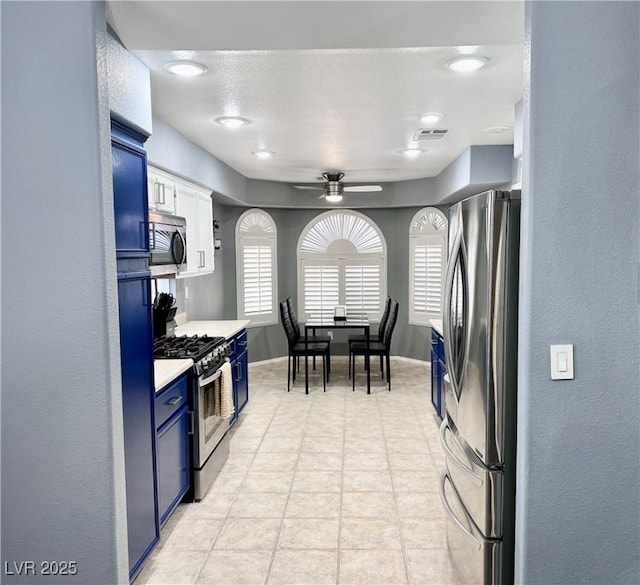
[147,166,176,215]
[174,180,214,278]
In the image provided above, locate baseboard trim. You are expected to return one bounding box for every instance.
[248,356,288,367]
[392,356,430,366]
[249,355,429,367]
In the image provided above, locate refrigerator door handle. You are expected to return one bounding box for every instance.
[440,419,483,486]
[443,227,463,400]
[439,470,482,551]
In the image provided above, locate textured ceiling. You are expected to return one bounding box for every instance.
[107,1,524,184]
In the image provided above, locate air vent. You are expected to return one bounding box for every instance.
[413,128,448,141]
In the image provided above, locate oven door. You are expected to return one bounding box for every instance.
[194,367,229,469]
[149,212,187,274]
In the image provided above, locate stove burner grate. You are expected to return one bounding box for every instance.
[153,335,225,361]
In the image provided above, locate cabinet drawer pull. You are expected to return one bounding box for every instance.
[165,396,183,406]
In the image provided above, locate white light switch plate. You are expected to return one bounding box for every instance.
[550,344,574,380]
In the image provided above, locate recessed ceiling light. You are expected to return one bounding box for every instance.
[164,61,208,77]
[446,56,489,72]
[252,150,274,159]
[215,116,250,128]
[325,194,343,203]
[418,112,445,125]
[400,148,425,158]
[484,126,513,134]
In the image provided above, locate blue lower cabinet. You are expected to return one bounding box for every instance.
[229,329,249,424]
[155,375,191,525]
[156,405,190,525]
[235,350,249,414]
[430,348,441,418]
[117,274,159,581]
[430,329,446,419]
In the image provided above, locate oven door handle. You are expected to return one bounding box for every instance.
[199,368,222,387]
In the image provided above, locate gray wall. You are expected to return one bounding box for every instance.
[106,32,152,136]
[1,3,128,584]
[219,205,440,363]
[515,2,640,584]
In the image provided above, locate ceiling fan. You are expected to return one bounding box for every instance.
[293,172,383,202]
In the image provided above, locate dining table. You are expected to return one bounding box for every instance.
[302,312,373,394]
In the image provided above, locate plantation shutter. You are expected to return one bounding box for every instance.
[409,207,448,325]
[412,236,444,317]
[297,211,387,321]
[302,262,340,318]
[344,261,382,315]
[242,242,273,317]
[236,209,277,326]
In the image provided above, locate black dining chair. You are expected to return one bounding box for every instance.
[350,300,399,392]
[280,301,330,394]
[347,295,392,378]
[286,296,331,375]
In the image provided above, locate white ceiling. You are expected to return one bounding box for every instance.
[107,1,524,185]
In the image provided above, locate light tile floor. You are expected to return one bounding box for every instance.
[135,357,456,585]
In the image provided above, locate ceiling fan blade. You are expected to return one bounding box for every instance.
[294,185,323,190]
[343,185,383,192]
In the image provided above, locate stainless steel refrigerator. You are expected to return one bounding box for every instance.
[439,189,520,585]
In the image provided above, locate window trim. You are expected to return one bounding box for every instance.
[409,207,448,326]
[235,208,278,327]
[296,209,387,321]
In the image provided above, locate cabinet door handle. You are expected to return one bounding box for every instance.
[165,396,183,406]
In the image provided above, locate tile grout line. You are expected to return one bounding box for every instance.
[262,399,308,585]
[380,392,412,585]
[192,396,280,585]
[336,387,347,585]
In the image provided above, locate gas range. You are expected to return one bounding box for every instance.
[154,334,229,377]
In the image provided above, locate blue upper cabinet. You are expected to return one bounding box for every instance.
[111,120,149,259]
[111,119,158,582]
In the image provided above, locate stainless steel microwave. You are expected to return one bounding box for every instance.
[149,210,187,276]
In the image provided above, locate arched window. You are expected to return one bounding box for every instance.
[235,209,277,326]
[409,207,448,325]
[297,210,386,320]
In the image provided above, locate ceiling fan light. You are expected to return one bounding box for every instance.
[164,60,208,77]
[325,194,343,203]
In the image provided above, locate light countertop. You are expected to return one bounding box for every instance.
[154,359,193,393]
[175,320,250,339]
[429,319,443,337]
[154,320,250,391]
